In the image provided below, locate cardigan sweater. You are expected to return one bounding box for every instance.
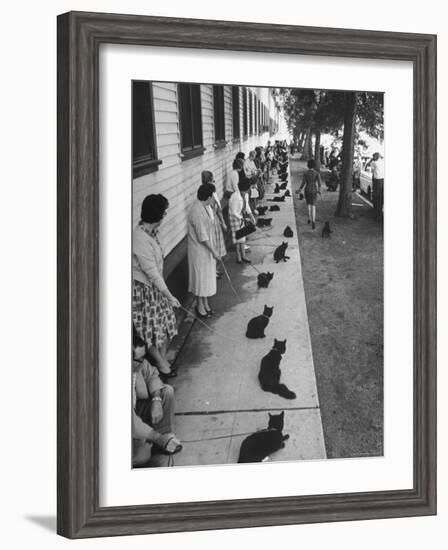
[132,224,169,295]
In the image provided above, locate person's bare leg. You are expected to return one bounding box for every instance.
[241,243,249,261]
[147,345,171,374]
[307,204,312,224]
[236,243,242,263]
[196,296,207,316]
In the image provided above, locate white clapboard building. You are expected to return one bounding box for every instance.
[132,82,288,294]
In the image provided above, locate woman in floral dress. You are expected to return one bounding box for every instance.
[133,194,180,378]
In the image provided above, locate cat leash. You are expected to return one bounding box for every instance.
[167,429,268,466]
[219,259,244,304]
[180,430,258,444]
[177,304,249,346]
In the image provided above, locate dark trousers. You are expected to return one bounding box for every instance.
[372,178,384,216]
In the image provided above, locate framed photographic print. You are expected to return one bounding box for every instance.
[57,11,437,538]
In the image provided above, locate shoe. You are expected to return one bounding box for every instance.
[153,434,183,456]
[195,306,210,319]
[205,308,215,315]
[242,258,251,263]
[160,370,178,381]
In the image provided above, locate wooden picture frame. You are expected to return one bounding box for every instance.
[57,11,437,538]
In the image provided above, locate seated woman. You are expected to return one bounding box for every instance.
[132,326,182,467]
[228,179,255,264]
[187,182,221,318]
[133,194,180,378]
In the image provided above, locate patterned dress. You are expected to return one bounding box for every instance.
[132,225,177,349]
[210,192,227,258]
[228,191,251,244]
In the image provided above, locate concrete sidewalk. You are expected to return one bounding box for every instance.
[168,168,327,467]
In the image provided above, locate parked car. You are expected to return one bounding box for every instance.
[359,169,373,201]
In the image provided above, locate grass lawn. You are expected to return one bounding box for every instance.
[291,159,383,458]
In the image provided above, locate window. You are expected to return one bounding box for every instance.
[249,91,253,135]
[254,98,258,135]
[213,85,225,146]
[232,86,240,140]
[243,87,248,138]
[258,100,262,134]
[178,83,204,160]
[132,81,161,178]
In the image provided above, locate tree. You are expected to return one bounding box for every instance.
[335,92,357,217]
[277,88,383,218]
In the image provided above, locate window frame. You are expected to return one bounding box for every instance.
[248,90,253,136]
[178,83,205,161]
[242,87,248,139]
[232,86,240,141]
[132,80,162,178]
[213,84,226,148]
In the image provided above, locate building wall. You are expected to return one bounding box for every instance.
[133,83,287,266]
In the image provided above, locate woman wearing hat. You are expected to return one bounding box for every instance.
[133,194,180,378]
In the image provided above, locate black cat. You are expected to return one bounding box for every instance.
[279,173,288,182]
[258,339,296,399]
[283,190,291,197]
[257,271,274,288]
[269,205,280,212]
[274,184,280,193]
[279,182,288,190]
[257,206,268,215]
[237,411,289,463]
[322,221,332,238]
[283,225,293,238]
[274,242,290,263]
[256,217,273,228]
[268,196,286,202]
[246,305,273,338]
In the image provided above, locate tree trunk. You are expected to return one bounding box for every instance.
[335,92,357,217]
[300,127,312,160]
[314,130,321,171]
[298,130,306,152]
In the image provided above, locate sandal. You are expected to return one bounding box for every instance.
[154,433,183,456]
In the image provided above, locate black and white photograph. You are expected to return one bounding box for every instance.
[131,82,384,468]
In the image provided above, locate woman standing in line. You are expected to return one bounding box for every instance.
[187,182,221,318]
[228,179,255,264]
[297,159,322,230]
[133,194,180,378]
[201,170,227,279]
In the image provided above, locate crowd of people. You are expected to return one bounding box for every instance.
[316,144,384,215]
[131,140,290,467]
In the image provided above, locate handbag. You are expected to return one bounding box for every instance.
[235,215,256,240]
